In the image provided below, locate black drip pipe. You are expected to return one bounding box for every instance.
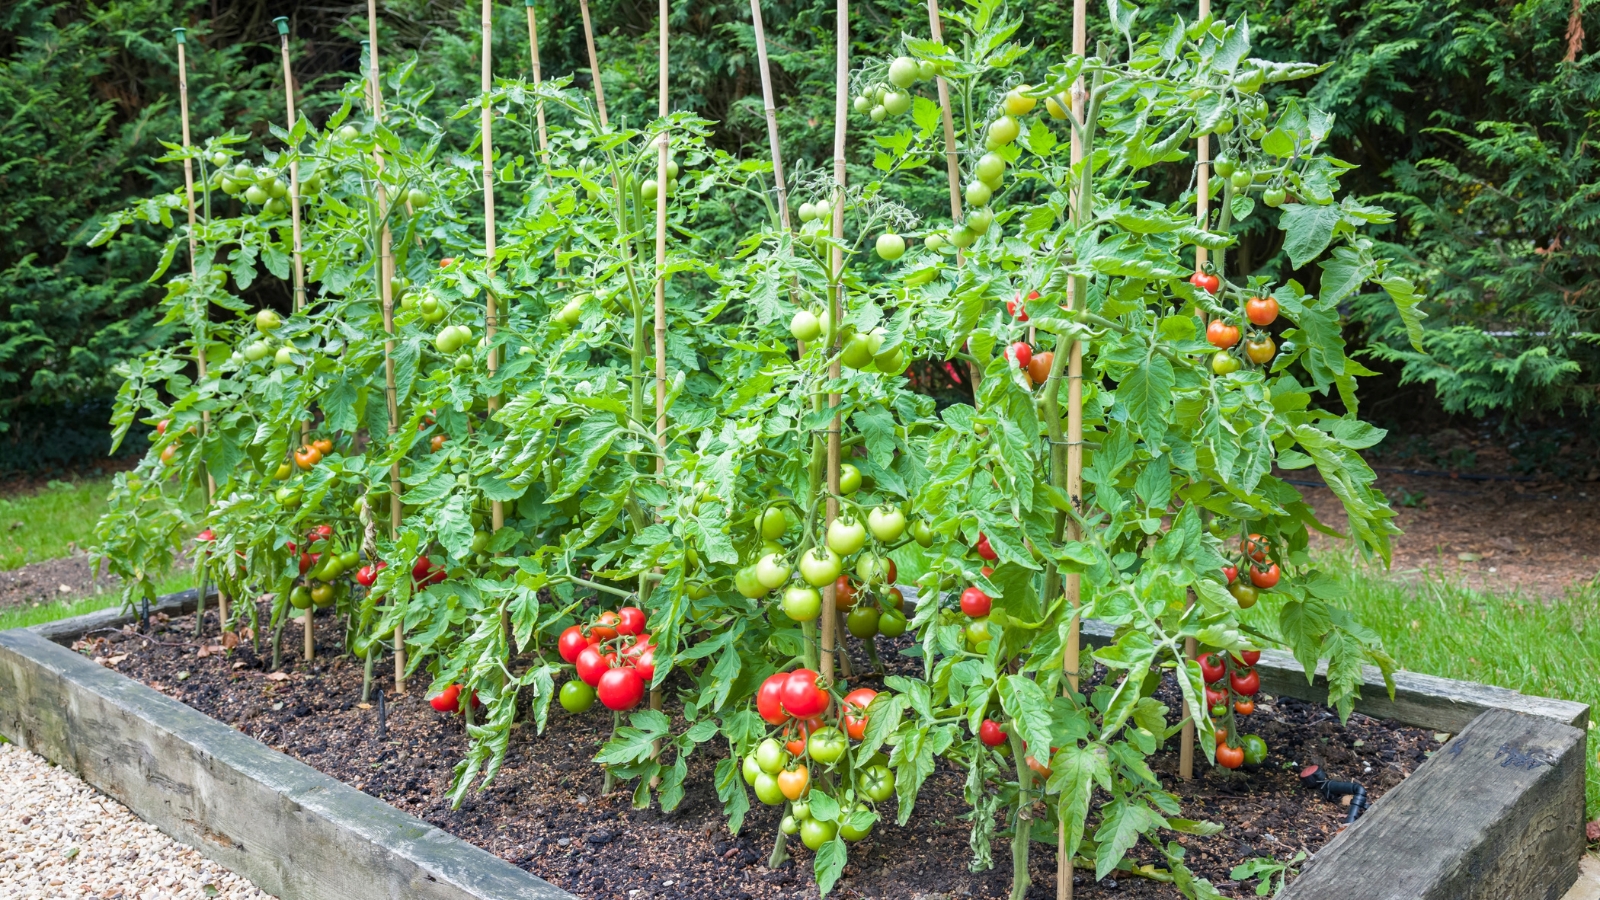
[139,597,151,633]
[377,689,388,741]
[1300,765,1369,824]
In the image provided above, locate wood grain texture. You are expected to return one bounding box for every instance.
[1281,708,1586,900]
[0,628,571,900]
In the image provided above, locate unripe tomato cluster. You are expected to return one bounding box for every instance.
[557,606,653,712]
[743,674,890,847]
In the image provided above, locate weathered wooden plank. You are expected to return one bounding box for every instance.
[1281,707,1586,900]
[27,587,211,645]
[0,628,571,900]
[1077,618,1589,731]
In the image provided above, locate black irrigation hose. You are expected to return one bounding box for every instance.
[1299,765,1369,825]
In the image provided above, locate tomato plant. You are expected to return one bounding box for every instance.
[91,2,1421,897]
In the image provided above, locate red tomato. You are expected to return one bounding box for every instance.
[430,684,462,713]
[757,673,790,725]
[1199,653,1226,684]
[1241,534,1268,563]
[978,719,1007,747]
[1222,565,1238,584]
[597,667,645,711]
[1250,564,1280,589]
[842,688,877,740]
[1007,290,1038,321]
[1027,351,1054,385]
[1245,296,1279,326]
[299,552,317,575]
[884,559,897,584]
[307,524,333,542]
[1230,669,1261,696]
[616,606,647,636]
[1189,271,1220,294]
[1238,649,1261,666]
[1216,743,1245,769]
[781,669,829,718]
[786,736,806,756]
[1011,342,1033,369]
[575,646,611,687]
[1206,319,1240,349]
[412,556,435,580]
[355,563,380,587]
[834,576,857,610]
[960,586,991,618]
[974,533,997,561]
[156,419,170,435]
[1234,699,1256,716]
[1025,755,1052,779]
[632,647,655,682]
[1205,687,1227,707]
[558,626,590,663]
[196,528,215,543]
[590,610,620,642]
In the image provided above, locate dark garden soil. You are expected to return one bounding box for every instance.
[0,553,118,611]
[75,600,1447,900]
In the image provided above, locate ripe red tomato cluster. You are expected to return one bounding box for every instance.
[430,683,481,714]
[1007,289,1039,322]
[356,560,387,587]
[559,606,654,711]
[411,555,448,586]
[757,668,831,724]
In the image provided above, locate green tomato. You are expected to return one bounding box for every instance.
[975,151,1006,185]
[875,233,906,261]
[780,814,800,835]
[964,180,993,208]
[640,179,659,203]
[1263,187,1288,207]
[911,519,934,548]
[735,565,769,599]
[882,91,912,116]
[948,226,977,249]
[869,105,887,123]
[924,232,947,252]
[807,726,848,765]
[759,506,790,540]
[755,553,791,590]
[855,553,889,586]
[289,586,312,609]
[559,680,596,713]
[1211,352,1242,375]
[243,184,270,205]
[866,506,906,542]
[845,605,880,638]
[687,581,713,600]
[1213,156,1236,179]
[826,516,867,556]
[753,772,786,806]
[840,808,874,842]
[799,817,837,851]
[877,608,908,638]
[852,95,872,115]
[1240,733,1269,766]
[986,115,1021,147]
[964,617,992,651]
[742,754,763,786]
[873,346,907,374]
[243,341,272,362]
[799,547,843,587]
[782,585,823,622]
[274,346,295,366]
[858,764,894,802]
[1230,169,1253,190]
[967,208,994,235]
[255,309,282,332]
[840,333,875,369]
[756,738,786,774]
[837,463,862,495]
[790,310,821,343]
[791,800,810,820]
[887,56,920,88]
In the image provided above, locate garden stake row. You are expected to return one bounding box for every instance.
[481,0,503,548]
[650,0,670,720]
[365,1,405,693]
[819,0,850,685]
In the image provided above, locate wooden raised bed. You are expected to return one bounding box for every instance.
[0,594,1587,900]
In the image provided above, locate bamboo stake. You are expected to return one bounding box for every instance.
[649,0,670,717]
[305,605,315,660]
[820,0,849,685]
[523,0,550,162]
[1058,2,1087,898]
[482,0,503,544]
[577,0,609,127]
[750,0,790,231]
[926,0,962,256]
[1177,0,1211,788]
[364,16,406,694]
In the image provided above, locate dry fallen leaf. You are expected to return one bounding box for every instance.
[265,671,291,682]
[221,632,239,650]
[101,654,128,667]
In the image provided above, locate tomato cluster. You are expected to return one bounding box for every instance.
[557,607,653,712]
[1199,647,1267,768]
[286,524,360,611]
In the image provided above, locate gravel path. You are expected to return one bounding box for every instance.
[0,742,275,900]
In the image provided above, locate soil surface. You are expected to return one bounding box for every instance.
[78,601,1445,900]
[0,552,118,611]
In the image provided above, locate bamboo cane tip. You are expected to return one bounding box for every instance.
[172,27,186,43]
[273,16,289,34]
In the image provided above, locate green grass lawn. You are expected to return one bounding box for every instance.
[0,477,116,569]
[1329,562,1600,819]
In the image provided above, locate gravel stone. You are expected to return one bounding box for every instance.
[0,742,276,899]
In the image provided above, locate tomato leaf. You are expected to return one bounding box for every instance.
[1279,202,1342,268]
[814,836,849,896]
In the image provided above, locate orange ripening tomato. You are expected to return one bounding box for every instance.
[430,434,446,453]
[1245,295,1279,326]
[160,443,180,466]
[1234,699,1256,716]
[311,437,333,455]
[1206,319,1240,350]
[294,445,322,470]
[1027,351,1054,385]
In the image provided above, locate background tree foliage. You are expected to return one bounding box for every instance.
[1,0,1595,466]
